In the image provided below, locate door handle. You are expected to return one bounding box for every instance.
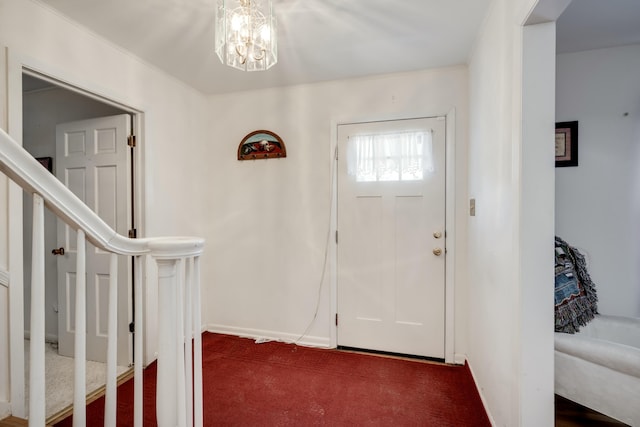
[52,247,65,256]
[433,248,442,256]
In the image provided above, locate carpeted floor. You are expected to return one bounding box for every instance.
[24,340,128,419]
[56,332,491,426]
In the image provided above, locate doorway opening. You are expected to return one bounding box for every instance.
[21,72,139,420]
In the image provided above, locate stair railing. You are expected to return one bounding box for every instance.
[0,128,204,427]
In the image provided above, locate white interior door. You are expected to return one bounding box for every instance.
[337,117,446,358]
[55,114,132,366]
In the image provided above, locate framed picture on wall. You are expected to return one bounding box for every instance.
[555,121,578,167]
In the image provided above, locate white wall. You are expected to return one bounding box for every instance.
[0,278,8,418]
[0,0,209,413]
[519,22,556,426]
[468,2,521,423]
[22,85,124,341]
[204,67,470,354]
[467,0,556,425]
[0,42,13,419]
[0,0,561,423]
[0,0,210,234]
[555,44,640,318]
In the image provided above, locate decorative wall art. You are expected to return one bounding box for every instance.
[237,130,287,160]
[555,121,578,167]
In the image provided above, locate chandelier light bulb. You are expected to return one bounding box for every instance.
[215,0,278,72]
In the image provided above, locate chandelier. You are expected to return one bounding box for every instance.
[215,0,278,71]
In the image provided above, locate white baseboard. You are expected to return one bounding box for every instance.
[206,324,332,349]
[466,359,496,427]
[454,353,467,365]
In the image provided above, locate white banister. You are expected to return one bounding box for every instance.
[149,238,204,427]
[74,230,87,427]
[193,256,203,427]
[29,194,46,426]
[184,257,194,427]
[1,128,205,427]
[105,253,118,427]
[134,255,144,427]
[155,258,180,426]
[176,259,187,427]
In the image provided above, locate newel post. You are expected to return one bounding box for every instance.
[29,194,46,426]
[149,237,204,427]
[155,257,180,425]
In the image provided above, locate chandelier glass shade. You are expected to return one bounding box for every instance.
[215,0,278,71]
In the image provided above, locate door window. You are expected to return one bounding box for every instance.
[346,131,433,182]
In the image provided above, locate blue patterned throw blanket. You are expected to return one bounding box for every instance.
[554,236,598,333]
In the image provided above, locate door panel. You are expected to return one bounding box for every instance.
[56,114,131,366]
[337,117,446,358]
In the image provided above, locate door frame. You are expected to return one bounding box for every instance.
[6,50,146,418]
[330,109,457,364]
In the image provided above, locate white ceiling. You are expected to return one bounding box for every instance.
[34,0,492,94]
[556,0,640,54]
[33,0,640,95]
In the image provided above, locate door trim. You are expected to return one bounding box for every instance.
[330,109,457,364]
[6,49,146,417]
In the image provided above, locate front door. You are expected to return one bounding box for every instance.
[55,114,132,365]
[337,117,446,358]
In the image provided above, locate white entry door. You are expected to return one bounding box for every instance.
[55,114,132,366]
[337,117,446,358]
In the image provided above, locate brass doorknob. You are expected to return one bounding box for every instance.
[52,247,65,256]
[433,248,442,256]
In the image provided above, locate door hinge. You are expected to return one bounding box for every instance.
[335,313,339,326]
[128,228,137,238]
[335,230,338,245]
[127,134,136,147]
[129,322,135,333]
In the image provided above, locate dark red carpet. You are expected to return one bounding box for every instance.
[55,332,490,426]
